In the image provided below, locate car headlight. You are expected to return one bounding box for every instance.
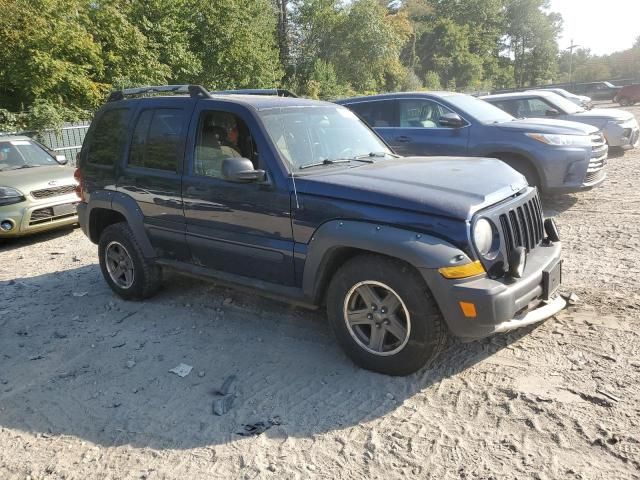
[525,133,591,147]
[0,186,25,206]
[473,218,495,257]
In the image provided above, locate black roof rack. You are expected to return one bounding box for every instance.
[211,88,298,98]
[107,85,211,102]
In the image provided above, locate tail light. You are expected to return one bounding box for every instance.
[74,168,85,201]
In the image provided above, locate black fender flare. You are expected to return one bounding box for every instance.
[302,220,471,301]
[86,190,155,258]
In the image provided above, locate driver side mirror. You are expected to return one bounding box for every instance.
[222,157,266,183]
[55,154,68,165]
[545,109,560,117]
[439,112,465,128]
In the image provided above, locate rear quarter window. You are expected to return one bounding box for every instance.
[128,108,185,172]
[85,108,129,166]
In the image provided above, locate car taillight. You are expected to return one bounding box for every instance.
[74,168,84,201]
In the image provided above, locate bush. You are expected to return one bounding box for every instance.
[400,69,423,91]
[0,100,92,138]
[423,71,442,90]
[304,60,351,100]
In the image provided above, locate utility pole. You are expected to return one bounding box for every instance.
[566,40,580,85]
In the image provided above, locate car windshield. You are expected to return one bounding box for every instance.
[544,93,584,114]
[0,140,58,171]
[259,105,393,171]
[445,94,514,124]
[551,88,574,98]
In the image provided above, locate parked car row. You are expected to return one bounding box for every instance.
[3,83,637,376]
[335,91,608,193]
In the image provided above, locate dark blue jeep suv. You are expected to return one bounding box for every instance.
[336,92,607,193]
[76,85,565,375]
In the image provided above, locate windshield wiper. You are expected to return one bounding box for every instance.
[8,165,36,170]
[299,158,352,170]
[352,151,399,160]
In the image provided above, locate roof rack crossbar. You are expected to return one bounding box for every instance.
[107,84,211,102]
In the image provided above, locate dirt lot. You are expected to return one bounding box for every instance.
[1,103,639,480]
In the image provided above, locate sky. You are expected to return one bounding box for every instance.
[550,0,640,55]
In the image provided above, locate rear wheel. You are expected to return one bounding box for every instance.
[618,97,630,106]
[98,222,162,300]
[326,254,447,376]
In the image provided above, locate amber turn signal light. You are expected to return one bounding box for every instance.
[438,260,485,279]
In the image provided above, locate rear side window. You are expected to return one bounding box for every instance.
[348,101,396,127]
[129,108,185,172]
[86,109,129,166]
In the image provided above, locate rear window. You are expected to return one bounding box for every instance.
[347,100,397,127]
[128,109,185,172]
[86,108,129,166]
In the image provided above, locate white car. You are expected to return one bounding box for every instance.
[483,90,639,150]
[535,88,592,110]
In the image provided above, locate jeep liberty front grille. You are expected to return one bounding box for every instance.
[498,194,545,257]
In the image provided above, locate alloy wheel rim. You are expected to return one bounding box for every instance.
[105,241,135,289]
[343,280,411,356]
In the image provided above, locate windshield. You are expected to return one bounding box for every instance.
[551,88,572,98]
[259,106,392,171]
[0,140,59,171]
[545,93,584,114]
[445,94,514,124]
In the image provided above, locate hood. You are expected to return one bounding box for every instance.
[572,108,634,122]
[296,157,527,221]
[496,117,599,135]
[0,165,76,193]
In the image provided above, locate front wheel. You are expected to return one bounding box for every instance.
[326,254,447,376]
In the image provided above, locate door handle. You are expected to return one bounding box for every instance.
[395,136,412,143]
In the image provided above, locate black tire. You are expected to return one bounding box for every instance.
[326,254,448,376]
[618,97,630,106]
[98,222,162,300]
[496,155,541,191]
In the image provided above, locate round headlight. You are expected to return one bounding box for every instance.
[473,218,494,256]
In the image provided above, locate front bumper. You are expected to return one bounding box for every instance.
[604,122,639,149]
[422,241,565,339]
[535,142,606,194]
[0,194,79,238]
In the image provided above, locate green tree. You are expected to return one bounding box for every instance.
[129,0,201,82]
[86,1,171,89]
[0,0,106,110]
[504,0,562,87]
[293,0,410,95]
[186,0,282,89]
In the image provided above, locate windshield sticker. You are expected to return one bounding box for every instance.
[9,140,31,146]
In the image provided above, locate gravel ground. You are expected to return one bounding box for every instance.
[1,103,639,480]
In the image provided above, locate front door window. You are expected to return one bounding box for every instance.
[194,111,256,178]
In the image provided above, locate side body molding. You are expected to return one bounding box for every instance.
[302,220,471,301]
[86,191,156,258]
